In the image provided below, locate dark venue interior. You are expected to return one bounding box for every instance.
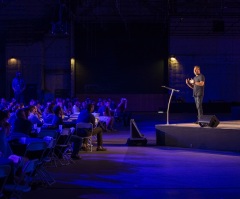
[75,22,168,94]
[1,1,240,199]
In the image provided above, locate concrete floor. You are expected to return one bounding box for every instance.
[23,112,240,199]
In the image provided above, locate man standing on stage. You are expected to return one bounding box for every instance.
[186,66,205,123]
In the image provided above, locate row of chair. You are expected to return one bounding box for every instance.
[0,122,94,198]
[27,122,94,167]
[0,158,44,198]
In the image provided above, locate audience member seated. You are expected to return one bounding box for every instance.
[115,98,132,126]
[7,98,17,113]
[96,98,103,111]
[8,103,21,129]
[97,100,116,132]
[63,99,73,116]
[0,110,13,158]
[55,98,64,110]
[2,110,11,137]
[28,105,43,127]
[77,103,107,151]
[11,108,33,136]
[81,101,87,111]
[52,105,82,160]
[72,99,81,114]
[42,102,55,124]
[29,99,42,118]
[0,97,9,110]
[0,111,31,187]
[108,98,117,115]
[35,101,43,119]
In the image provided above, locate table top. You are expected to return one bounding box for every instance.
[0,157,13,166]
[19,137,44,145]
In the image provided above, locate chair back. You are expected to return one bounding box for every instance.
[4,159,39,197]
[24,141,48,160]
[54,133,72,161]
[38,130,59,139]
[76,122,93,137]
[0,165,11,197]
[22,159,39,175]
[76,122,93,129]
[26,141,48,151]
[38,129,60,150]
[76,122,93,152]
[8,132,30,141]
[56,133,72,147]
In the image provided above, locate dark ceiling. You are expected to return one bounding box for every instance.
[0,0,56,43]
[0,0,240,42]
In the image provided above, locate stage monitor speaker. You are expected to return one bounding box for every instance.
[198,115,220,128]
[130,119,144,139]
[126,119,147,146]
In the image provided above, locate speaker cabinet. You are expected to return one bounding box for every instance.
[126,138,147,146]
[198,115,220,128]
[127,119,148,146]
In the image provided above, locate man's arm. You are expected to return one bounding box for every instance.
[90,114,96,127]
[186,78,194,89]
[194,81,204,86]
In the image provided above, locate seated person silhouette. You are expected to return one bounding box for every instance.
[77,103,107,151]
[52,105,82,160]
[115,98,132,126]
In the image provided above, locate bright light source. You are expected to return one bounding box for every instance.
[8,58,17,65]
[170,55,176,61]
[71,58,75,65]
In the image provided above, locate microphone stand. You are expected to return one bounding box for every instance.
[161,86,180,125]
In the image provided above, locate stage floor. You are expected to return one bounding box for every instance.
[156,120,240,152]
[158,120,240,129]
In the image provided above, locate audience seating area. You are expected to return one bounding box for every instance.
[0,96,131,198]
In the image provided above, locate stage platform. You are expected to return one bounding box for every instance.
[156,120,240,152]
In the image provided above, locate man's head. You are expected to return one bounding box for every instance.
[16,108,26,119]
[194,66,201,76]
[29,105,37,113]
[86,103,94,113]
[53,105,62,115]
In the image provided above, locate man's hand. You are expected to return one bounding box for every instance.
[186,78,194,89]
[189,79,194,84]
